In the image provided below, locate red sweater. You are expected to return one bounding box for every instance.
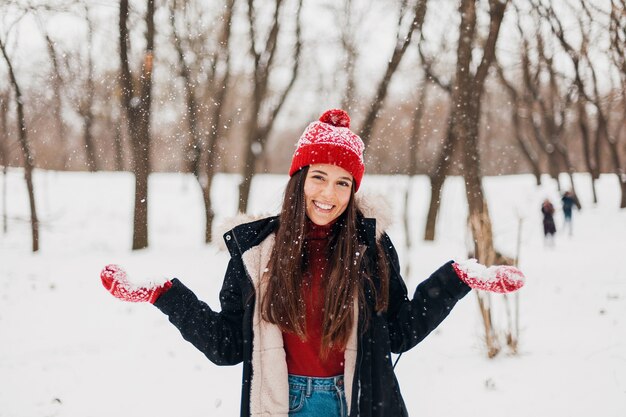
[282,221,345,377]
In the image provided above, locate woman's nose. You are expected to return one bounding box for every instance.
[320,183,335,199]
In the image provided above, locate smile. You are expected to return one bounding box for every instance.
[313,201,334,211]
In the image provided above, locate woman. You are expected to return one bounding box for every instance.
[101,109,524,417]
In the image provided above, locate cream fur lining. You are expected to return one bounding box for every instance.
[242,235,359,416]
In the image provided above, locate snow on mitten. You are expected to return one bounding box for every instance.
[452,259,525,293]
[100,264,172,303]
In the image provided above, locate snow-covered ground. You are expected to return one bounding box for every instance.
[1,169,624,417]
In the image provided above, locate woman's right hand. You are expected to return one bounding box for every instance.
[100,264,172,304]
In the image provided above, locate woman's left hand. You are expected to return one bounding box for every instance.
[452,259,525,293]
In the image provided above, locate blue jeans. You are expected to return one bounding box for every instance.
[288,374,347,416]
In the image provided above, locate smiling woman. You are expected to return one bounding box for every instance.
[100,109,525,417]
[304,164,353,226]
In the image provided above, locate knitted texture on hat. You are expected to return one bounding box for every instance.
[289,109,365,191]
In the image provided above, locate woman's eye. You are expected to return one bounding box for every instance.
[338,181,350,187]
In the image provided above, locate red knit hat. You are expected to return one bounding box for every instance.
[289,109,365,191]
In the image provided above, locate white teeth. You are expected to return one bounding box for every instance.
[314,201,333,210]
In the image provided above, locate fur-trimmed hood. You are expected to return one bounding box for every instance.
[215,192,393,252]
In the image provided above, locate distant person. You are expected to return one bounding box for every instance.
[561,191,578,236]
[99,109,525,417]
[542,199,556,245]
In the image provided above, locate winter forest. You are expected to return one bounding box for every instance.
[1,0,625,416]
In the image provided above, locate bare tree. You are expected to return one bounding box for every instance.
[170,0,235,242]
[456,0,508,266]
[404,77,429,250]
[357,0,429,147]
[417,1,511,356]
[514,18,574,194]
[495,61,542,186]
[537,2,595,201]
[104,84,126,171]
[0,90,9,234]
[507,5,578,199]
[78,3,98,171]
[494,7,544,186]
[609,0,626,207]
[0,34,39,251]
[573,1,626,208]
[200,0,235,241]
[37,18,71,169]
[399,75,430,277]
[332,0,365,112]
[421,0,507,254]
[418,34,454,242]
[119,0,156,250]
[238,0,303,213]
[169,0,204,176]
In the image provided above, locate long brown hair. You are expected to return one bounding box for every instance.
[261,166,389,357]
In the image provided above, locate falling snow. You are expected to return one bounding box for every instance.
[0,169,624,416]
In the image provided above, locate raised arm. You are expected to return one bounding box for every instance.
[100,259,247,366]
[380,234,524,353]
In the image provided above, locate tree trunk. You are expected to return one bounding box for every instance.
[423,179,444,242]
[119,0,155,250]
[112,108,125,171]
[577,99,599,203]
[171,0,234,241]
[404,81,428,248]
[425,0,480,246]
[460,97,496,264]
[424,123,455,241]
[42,31,70,169]
[202,83,230,241]
[1,38,39,251]
[203,0,234,241]
[238,131,259,213]
[170,0,202,176]
[339,0,358,111]
[457,0,507,264]
[495,63,541,185]
[403,181,411,262]
[239,0,302,213]
[82,4,98,172]
[454,0,508,359]
[588,61,626,209]
[82,114,97,172]
[510,111,542,187]
[201,175,215,243]
[600,121,626,208]
[0,96,7,233]
[1,164,6,234]
[476,292,500,358]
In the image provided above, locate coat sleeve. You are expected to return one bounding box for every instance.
[152,257,246,366]
[380,233,471,353]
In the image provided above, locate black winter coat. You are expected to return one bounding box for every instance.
[154,215,470,416]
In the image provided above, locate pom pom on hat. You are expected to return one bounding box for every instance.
[319,109,351,128]
[289,109,365,191]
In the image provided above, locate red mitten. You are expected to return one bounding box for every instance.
[452,259,525,293]
[100,264,172,304]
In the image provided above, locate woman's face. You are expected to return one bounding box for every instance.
[304,164,353,226]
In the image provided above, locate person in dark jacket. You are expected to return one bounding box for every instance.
[561,191,578,236]
[100,109,525,417]
[541,198,556,245]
